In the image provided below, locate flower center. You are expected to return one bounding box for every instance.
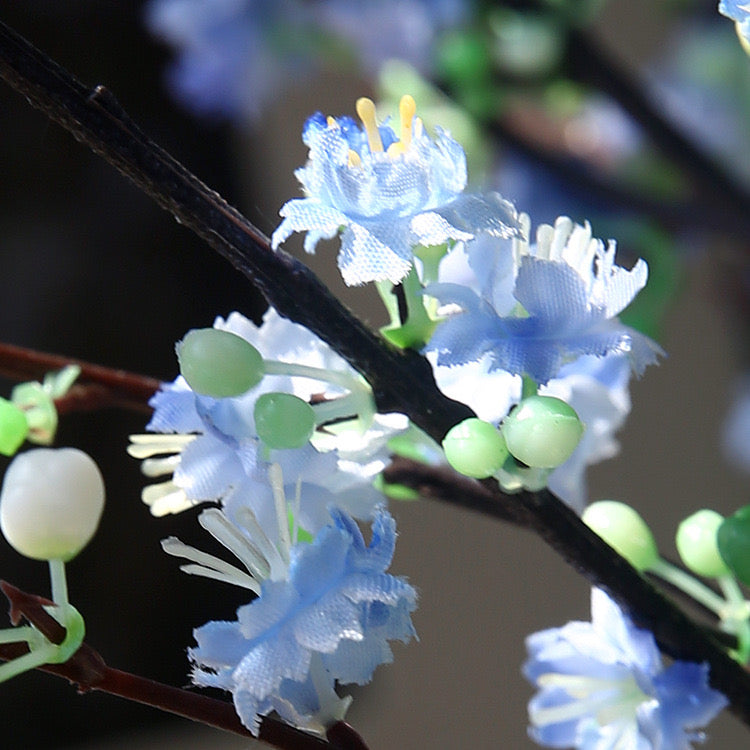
[346,94,419,167]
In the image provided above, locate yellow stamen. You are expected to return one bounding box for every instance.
[399,94,416,149]
[326,115,337,127]
[348,150,362,168]
[356,97,384,153]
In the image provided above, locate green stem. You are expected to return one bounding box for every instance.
[0,626,37,645]
[378,266,437,349]
[262,360,365,393]
[648,558,726,616]
[717,576,750,664]
[48,558,69,609]
[521,375,538,400]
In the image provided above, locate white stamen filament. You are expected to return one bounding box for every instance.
[140,454,182,478]
[269,463,292,567]
[161,536,261,594]
[127,433,196,459]
[198,508,271,582]
[233,504,288,582]
[141,480,192,516]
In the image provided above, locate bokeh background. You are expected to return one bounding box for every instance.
[0,1,749,748]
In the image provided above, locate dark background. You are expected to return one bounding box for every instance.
[0,3,748,748]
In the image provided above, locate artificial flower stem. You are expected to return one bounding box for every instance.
[717,575,750,664]
[311,390,371,427]
[0,641,59,683]
[647,557,727,615]
[378,266,437,349]
[415,243,449,286]
[521,375,538,400]
[48,558,69,609]
[0,625,37,644]
[262,359,364,394]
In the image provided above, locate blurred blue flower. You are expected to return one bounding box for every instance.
[145,0,316,121]
[272,96,518,285]
[190,505,417,734]
[524,588,727,749]
[647,20,750,183]
[426,215,661,385]
[314,0,470,74]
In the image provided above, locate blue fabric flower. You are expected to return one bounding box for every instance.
[271,96,519,285]
[190,506,417,734]
[720,1,750,44]
[427,215,661,385]
[524,588,727,749]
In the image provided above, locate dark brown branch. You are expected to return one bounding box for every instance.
[1,17,750,732]
[384,456,524,526]
[0,340,160,414]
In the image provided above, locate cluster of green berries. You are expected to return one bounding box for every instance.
[583,499,750,582]
[441,395,584,480]
[0,365,80,457]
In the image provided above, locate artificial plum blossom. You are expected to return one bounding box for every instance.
[128,310,401,537]
[524,588,727,749]
[426,214,661,385]
[190,505,417,735]
[271,96,518,285]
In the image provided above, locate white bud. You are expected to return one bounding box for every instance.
[0,448,105,561]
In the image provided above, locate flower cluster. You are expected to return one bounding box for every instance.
[129,309,404,536]
[524,588,727,749]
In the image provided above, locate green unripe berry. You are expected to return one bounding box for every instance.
[583,500,658,572]
[0,397,29,456]
[502,395,583,469]
[0,447,105,561]
[676,509,730,578]
[177,328,264,398]
[718,505,750,584]
[254,392,316,449]
[442,418,508,479]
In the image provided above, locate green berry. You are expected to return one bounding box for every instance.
[583,500,658,572]
[502,396,583,469]
[442,418,508,479]
[0,447,105,561]
[0,397,29,456]
[717,505,750,584]
[177,328,264,398]
[254,392,316,449]
[676,509,730,579]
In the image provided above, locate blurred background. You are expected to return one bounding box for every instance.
[0,1,749,747]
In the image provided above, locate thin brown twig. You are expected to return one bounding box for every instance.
[0,581,356,750]
[0,340,160,414]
